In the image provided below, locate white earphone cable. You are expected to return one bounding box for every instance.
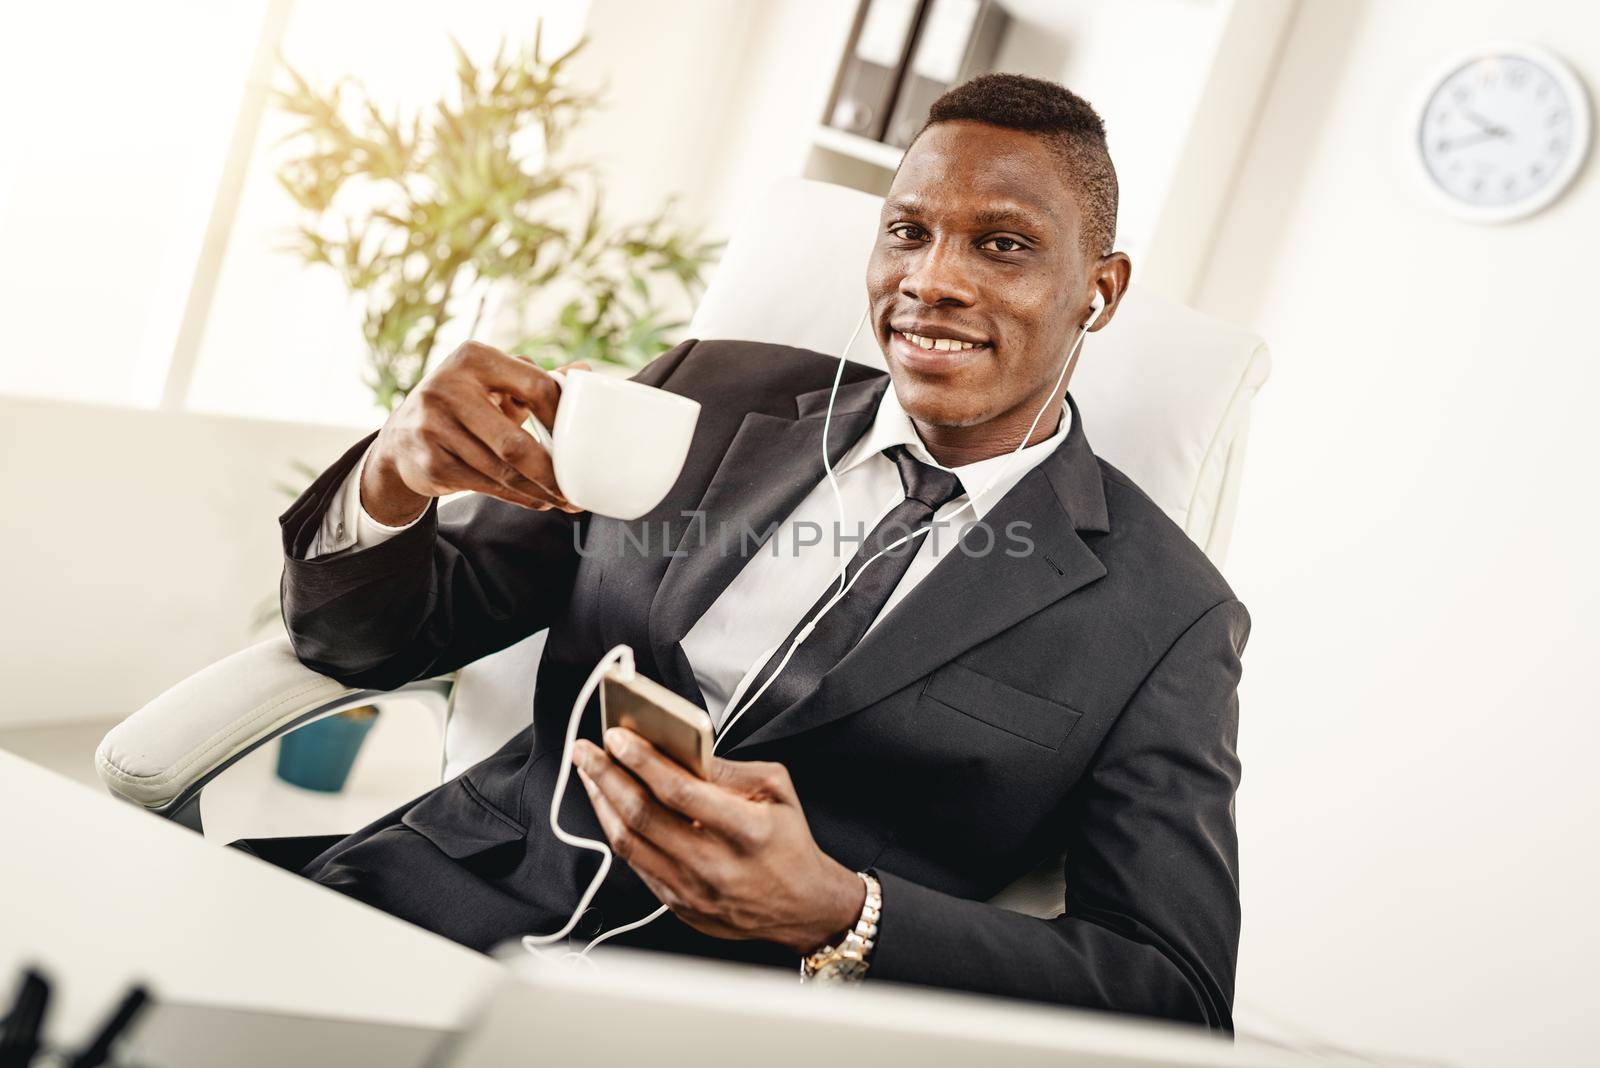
[520,644,634,958]
[819,308,874,599]
[715,302,1099,746]
[525,296,1102,963]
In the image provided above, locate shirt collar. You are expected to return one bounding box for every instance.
[835,381,1073,520]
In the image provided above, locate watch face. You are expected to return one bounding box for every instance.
[1416,45,1592,221]
[812,957,869,985]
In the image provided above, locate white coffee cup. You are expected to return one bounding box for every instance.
[523,369,701,520]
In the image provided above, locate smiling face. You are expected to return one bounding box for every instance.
[867,120,1129,463]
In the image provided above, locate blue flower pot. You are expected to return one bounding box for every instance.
[275,708,378,793]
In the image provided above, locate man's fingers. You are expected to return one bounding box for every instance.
[447,393,577,512]
[402,443,542,509]
[454,342,562,427]
[578,768,700,909]
[436,443,559,510]
[489,389,529,423]
[707,757,796,804]
[490,361,586,429]
[574,740,702,856]
[602,729,754,841]
[449,432,555,503]
[422,441,547,508]
[442,409,575,511]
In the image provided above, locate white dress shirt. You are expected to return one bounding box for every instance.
[309,384,1070,729]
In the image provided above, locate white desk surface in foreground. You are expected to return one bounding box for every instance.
[455,949,1394,1068]
[0,749,502,1046]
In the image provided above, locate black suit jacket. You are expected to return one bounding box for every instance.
[279,338,1249,1030]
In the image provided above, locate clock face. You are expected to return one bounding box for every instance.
[1416,45,1591,221]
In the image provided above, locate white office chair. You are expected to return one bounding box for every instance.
[96,178,1270,919]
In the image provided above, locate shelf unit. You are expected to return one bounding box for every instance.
[804,123,905,197]
[811,124,907,171]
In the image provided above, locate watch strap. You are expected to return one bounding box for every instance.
[800,871,882,983]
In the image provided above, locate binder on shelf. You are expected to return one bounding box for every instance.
[883,0,1011,149]
[823,0,929,143]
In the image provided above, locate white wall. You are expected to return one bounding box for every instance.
[1197,2,1600,1065]
[0,395,366,728]
[566,0,784,235]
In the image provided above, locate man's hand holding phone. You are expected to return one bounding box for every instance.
[570,730,867,957]
[359,340,587,525]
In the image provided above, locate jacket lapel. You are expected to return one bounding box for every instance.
[646,376,888,702]
[729,394,1111,752]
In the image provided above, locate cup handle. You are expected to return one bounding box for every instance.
[522,369,565,454]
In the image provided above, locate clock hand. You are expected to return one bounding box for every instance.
[1435,130,1501,151]
[1458,106,1509,138]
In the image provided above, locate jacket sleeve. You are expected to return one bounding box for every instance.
[277,339,699,690]
[868,598,1248,1031]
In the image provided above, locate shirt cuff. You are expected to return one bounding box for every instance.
[305,444,428,558]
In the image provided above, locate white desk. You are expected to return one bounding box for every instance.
[453,949,1390,1068]
[1,748,1412,1067]
[0,749,502,1049]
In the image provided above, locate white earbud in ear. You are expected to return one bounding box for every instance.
[1085,291,1106,330]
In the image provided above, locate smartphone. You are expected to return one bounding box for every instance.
[599,666,715,778]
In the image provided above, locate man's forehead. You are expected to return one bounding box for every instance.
[889,122,1074,222]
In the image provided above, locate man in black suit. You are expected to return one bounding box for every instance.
[270,74,1247,1030]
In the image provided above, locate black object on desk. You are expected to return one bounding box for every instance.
[0,969,51,1068]
[69,985,150,1068]
[4,964,449,1068]
[2,968,150,1068]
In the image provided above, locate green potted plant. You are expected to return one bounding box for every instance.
[268,27,721,793]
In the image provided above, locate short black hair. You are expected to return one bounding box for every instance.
[909,73,1118,256]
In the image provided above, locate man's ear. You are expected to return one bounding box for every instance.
[1088,252,1134,332]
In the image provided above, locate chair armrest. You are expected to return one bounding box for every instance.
[96,636,451,830]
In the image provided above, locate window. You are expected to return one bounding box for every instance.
[0,1,587,426]
[0,3,266,408]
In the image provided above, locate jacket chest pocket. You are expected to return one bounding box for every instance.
[921,662,1083,751]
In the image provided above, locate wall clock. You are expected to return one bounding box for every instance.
[1415,43,1591,222]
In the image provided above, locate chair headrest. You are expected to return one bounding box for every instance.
[688,177,1271,539]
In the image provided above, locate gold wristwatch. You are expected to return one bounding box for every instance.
[800,871,881,985]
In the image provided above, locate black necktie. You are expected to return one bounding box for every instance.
[719,445,966,746]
